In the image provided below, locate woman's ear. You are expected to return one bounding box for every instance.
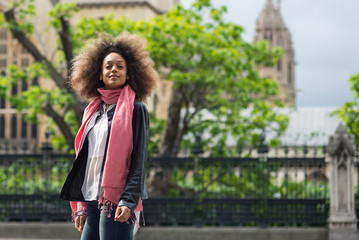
[100,74,103,81]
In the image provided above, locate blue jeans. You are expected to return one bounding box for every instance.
[80,201,134,240]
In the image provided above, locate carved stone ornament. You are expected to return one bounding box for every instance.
[327,124,358,240]
[327,123,356,156]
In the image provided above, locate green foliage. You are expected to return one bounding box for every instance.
[135,1,288,152]
[1,0,289,153]
[0,64,48,121]
[162,159,328,200]
[0,0,36,34]
[0,157,72,194]
[333,73,359,146]
[48,3,79,30]
[0,62,77,149]
[73,15,136,52]
[148,112,166,156]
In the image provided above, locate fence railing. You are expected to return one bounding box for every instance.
[144,156,328,226]
[0,150,331,226]
[0,152,73,221]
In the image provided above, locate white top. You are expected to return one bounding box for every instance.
[81,103,115,201]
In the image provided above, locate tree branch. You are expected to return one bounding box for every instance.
[4,8,69,91]
[175,105,201,149]
[42,101,74,148]
[5,8,85,126]
[58,16,74,76]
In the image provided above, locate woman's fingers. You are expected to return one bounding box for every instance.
[75,215,86,232]
[114,206,131,222]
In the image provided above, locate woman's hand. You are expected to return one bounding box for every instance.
[114,205,131,222]
[74,215,86,233]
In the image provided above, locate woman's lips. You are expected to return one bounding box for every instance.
[109,75,120,79]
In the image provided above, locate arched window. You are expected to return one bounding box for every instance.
[31,122,37,139]
[22,78,28,91]
[21,116,27,139]
[0,98,5,109]
[0,29,7,40]
[32,76,39,86]
[11,85,17,108]
[0,115,5,138]
[0,59,6,68]
[0,44,6,54]
[11,115,17,138]
[11,84,17,96]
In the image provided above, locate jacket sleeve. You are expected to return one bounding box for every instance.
[118,101,149,212]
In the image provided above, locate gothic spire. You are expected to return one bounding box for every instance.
[256,0,286,30]
[253,0,296,105]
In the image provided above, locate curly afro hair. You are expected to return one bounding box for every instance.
[69,32,158,102]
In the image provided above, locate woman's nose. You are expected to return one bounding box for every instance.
[111,67,118,72]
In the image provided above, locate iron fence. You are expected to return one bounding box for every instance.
[144,156,328,227]
[0,152,73,221]
[0,147,332,226]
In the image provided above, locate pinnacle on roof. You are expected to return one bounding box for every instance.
[256,0,287,30]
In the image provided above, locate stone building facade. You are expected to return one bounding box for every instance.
[254,0,296,105]
[0,2,38,150]
[0,0,178,151]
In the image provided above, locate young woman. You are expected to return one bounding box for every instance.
[60,32,158,240]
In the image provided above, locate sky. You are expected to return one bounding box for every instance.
[180,0,359,107]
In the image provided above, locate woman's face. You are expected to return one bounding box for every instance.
[100,52,128,89]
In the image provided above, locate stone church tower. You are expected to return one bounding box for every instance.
[254,0,296,105]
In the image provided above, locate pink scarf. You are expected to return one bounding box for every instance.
[70,84,142,218]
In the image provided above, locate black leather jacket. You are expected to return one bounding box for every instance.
[60,100,149,212]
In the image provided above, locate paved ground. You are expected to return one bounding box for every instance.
[0,239,78,240]
[0,223,80,239]
[0,223,337,240]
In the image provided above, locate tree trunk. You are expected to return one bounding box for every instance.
[147,85,183,197]
[73,96,88,125]
[4,8,85,146]
[159,86,183,157]
[43,102,74,148]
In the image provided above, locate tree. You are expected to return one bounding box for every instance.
[0,0,289,155]
[0,0,85,149]
[139,0,289,156]
[333,73,359,146]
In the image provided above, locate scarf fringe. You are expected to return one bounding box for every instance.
[131,210,144,233]
[98,188,117,218]
[98,188,145,228]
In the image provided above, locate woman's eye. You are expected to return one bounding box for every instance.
[118,65,124,69]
